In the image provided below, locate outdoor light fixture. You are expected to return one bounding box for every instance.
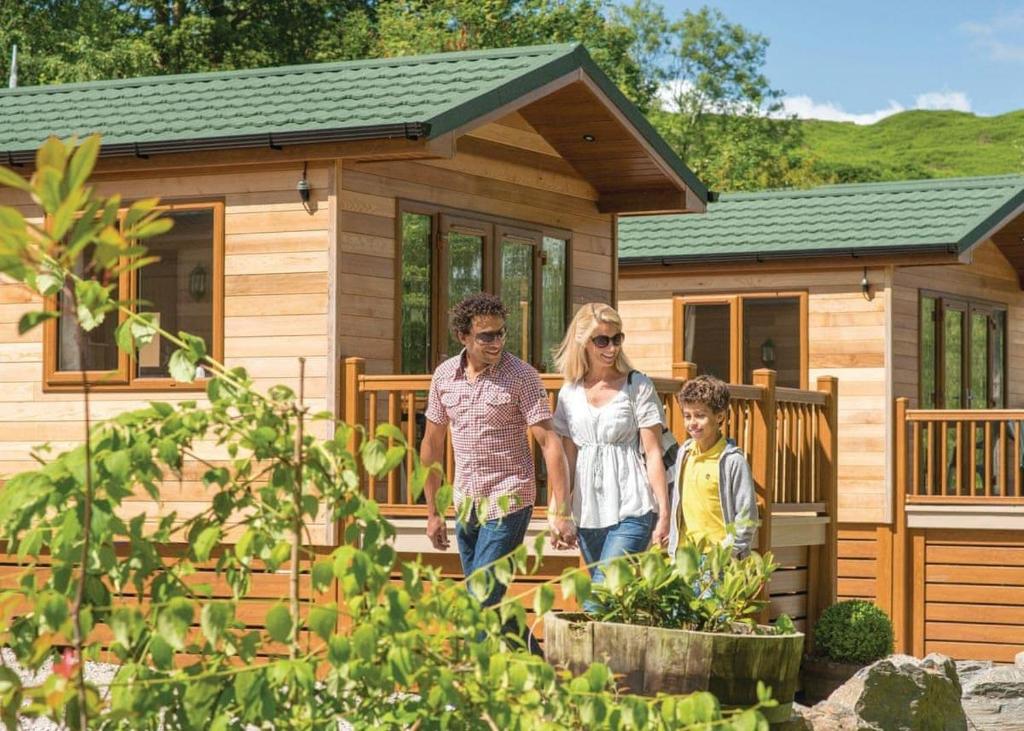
[760,338,775,366]
[188,264,208,301]
[861,267,870,300]
[297,161,311,203]
[582,134,596,142]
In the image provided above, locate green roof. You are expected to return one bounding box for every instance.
[618,175,1024,264]
[0,43,705,200]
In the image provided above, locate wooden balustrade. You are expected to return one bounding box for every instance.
[896,405,1024,504]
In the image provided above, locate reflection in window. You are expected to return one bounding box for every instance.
[136,209,214,379]
[501,239,534,362]
[57,246,119,372]
[400,213,431,374]
[742,297,800,388]
[684,303,731,381]
[541,237,567,372]
[920,297,936,408]
[445,230,484,358]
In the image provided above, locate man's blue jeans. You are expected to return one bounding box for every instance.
[578,511,657,586]
[456,504,533,603]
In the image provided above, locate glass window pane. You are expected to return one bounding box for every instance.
[445,231,483,358]
[136,209,214,379]
[400,212,431,374]
[56,246,119,372]
[920,297,936,408]
[540,237,567,372]
[683,303,731,381]
[970,312,988,408]
[742,297,801,388]
[992,311,1005,408]
[944,308,963,409]
[501,239,535,363]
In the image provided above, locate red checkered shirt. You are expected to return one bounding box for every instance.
[425,351,552,521]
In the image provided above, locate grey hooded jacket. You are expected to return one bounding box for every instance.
[666,438,758,557]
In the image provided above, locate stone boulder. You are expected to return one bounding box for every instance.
[958,662,1024,731]
[793,653,967,731]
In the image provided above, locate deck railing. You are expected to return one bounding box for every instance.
[895,402,1024,503]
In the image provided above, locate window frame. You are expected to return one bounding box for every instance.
[42,199,225,392]
[395,199,572,373]
[671,291,809,388]
[919,289,1007,409]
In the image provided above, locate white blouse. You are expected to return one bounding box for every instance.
[552,373,665,529]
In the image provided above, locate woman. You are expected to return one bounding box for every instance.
[552,303,671,585]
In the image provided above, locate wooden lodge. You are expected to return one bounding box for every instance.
[0,43,840,644]
[618,175,1024,661]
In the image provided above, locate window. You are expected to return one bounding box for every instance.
[397,202,571,373]
[44,201,224,390]
[672,293,807,388]
[920,292,1006,409]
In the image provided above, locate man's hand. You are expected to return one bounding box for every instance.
[548,514,577,549]
[652,513,671,549]
[426,514,449,551]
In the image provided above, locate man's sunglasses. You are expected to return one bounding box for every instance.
[591,333,625,348]
[474,328,507,344]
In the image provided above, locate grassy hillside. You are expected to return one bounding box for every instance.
[800,109,1024,182]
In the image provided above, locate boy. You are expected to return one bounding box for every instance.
[666,375,757,557]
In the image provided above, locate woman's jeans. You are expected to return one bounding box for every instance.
[578,511,657,591]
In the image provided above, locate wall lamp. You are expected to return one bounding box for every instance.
[861,267,871,301]
[297,161,311,203]
[760,338,775,366]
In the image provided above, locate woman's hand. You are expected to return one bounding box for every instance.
[548,513,578,549]
[652,512,671,549]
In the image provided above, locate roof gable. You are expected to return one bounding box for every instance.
[0,44,706,209]
[619,175,1024,264]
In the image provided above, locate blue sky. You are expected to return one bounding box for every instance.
[660,1,1024,122]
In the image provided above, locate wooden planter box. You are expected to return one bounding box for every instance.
[544,612,804,723]
[800,655,862,704]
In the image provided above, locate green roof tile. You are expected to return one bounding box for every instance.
[0,43,705,200]
[618,175,1024,263]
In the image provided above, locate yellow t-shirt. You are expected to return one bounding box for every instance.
[680,436,728,545]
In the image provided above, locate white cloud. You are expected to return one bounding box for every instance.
[961,9,1024,62]
[776,90,972,125]
[914,91,972,112]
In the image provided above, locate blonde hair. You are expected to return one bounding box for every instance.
[554,302,634,383]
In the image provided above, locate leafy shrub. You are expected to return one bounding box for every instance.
[814,600,893,664]
[586,534,780,633]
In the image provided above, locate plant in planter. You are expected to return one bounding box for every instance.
[545,536,804,723]
[801,599,894,703]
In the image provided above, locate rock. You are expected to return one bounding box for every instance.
[960,665,1024,731]
[800,653,967,731]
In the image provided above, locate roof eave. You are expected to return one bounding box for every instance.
[2,122,431,166]
[619,242,959,267]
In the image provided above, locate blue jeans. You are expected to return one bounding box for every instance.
[578,511,657,587]
[455,505,533,607]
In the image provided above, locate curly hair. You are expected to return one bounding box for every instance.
[449,292,507,336]
[677,375,730,414]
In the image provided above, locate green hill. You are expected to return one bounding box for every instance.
[799,109,1024,182]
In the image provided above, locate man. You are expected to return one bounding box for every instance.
[420,293,576,619]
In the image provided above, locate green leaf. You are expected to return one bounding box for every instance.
[312,560,334,593]
[534,584,554,616]
[157,596,194,651]
[0,166,30,192]
[307,603,336,642]
[168,348,198,383]
[103,450,131,481]
[34,273,62,297]
[66,135,101,192]
[361,439,386,476]
[265,603,292,643]
[193,526,221,563]
[17,310,58,335]
[200,602,232,645]
[352,624,376,660]
[38,592,68,632]
[150,635,173,669]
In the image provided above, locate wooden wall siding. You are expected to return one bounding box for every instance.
[922,528,1024,662]
[0,164,335,543]
[835,524,889,608]
[891,240,1024,408]
[619,268,888,524]
[339,113,614,375]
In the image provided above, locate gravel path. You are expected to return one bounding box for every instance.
[2,649,118,730]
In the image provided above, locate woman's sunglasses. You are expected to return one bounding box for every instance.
[591,333,625,349]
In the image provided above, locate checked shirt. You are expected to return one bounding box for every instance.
[425,351,552,521]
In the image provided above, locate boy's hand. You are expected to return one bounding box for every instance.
[652,513,671,548]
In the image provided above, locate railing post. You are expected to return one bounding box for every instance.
[343,357,365,430]
[672,361,697,380]
[751,369,776,625]
[891,397,910,653]
[813,376,839,632]
[669,361,696,443]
